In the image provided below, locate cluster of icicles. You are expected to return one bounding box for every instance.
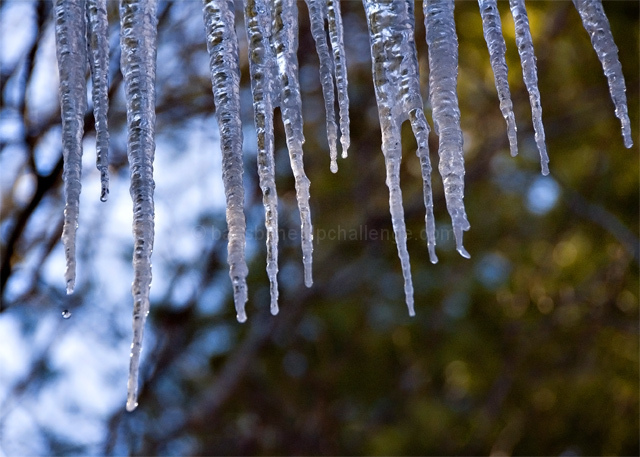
[53,0,632,411]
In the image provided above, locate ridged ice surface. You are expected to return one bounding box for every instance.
[203,0,249,323]
[272,0,314,288]
[478,0,518,157]
[87,0,110,201]
[424,0,470,259]
[243,0,280,315]
[327,0,350,159]
[573,0,633,148]
[54,0,88,295]
[119,0,158,412]
[509,0,549,175]
[363,0,437,314]
[305,0,338,172]
[305,0,350,172]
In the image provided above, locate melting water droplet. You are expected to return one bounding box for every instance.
[62,309,72,319]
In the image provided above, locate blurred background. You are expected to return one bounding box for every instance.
[0,1,638,455]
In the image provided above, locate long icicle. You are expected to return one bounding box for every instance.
[86,0,110,201]
[327,0,350,158]
[120,0,158,412]
[478,0,518,157]
[363,0,418,315]
[397,2,438,265]
[305,0,339,172]
[54,0,88,295]
[509,0,549,175]
[243,0,280,315]
[272,0,314,288]
[573,0,633,148]
[203,0,249,323]
[424,0,470,259]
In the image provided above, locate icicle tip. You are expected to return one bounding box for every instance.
[236,311,247,323]
[125,399,138,412]
[428,245,438,264]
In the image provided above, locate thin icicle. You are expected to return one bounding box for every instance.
[54,0,88,295]
[509,0,549,175]
[478,0,518,157]
[119,0,158,412]
[243,0,280,315]
[305,0,339,172]
[573,0,633,148]
[327,0,350,158]
[203,0,249,323]
[272,0,314,287]
[363,0,432,314]
[424,0,470,259]
[395,1,438,265]
[86,0,110,201]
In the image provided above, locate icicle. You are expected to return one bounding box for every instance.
[424,0,470,259]
[327,0,350,158]
[54,0,88,295]
[203,0,249,323]
[573,0,633,148]
[119,0,158,413]
[305,0,339,172]
[478,0,518,157]
[242,0,280,315]
[86,0,110,201]
[509,0,549,175]
[272,0,314,288]
[363,0,438,314]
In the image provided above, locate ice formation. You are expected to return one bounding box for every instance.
[305,0,350,172]
[362,0,440,314]
[242,0,280,315]
[509,0,549,175]
[203,0,249,323]
[119,0,158,412]
[573,0,633,148]
[478,0,518,157]
[425,0,471,259]
[50,0,633,411]
[54,0,88,295]
[87,0,110,201]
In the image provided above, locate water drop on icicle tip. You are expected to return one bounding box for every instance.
[62,309,72,319]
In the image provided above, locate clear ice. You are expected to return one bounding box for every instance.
[424,0,471,259]
[54,0,88,295]
[48,0,635,412]
[573,0,633,148]
[203,0,249,323]
[242,0,281,315]
[119,0,158,412]
[272,0,314,288]
[478,0,518,157]
[87,0,110,201]
[509,0,549,175]
[363,0,438,315]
